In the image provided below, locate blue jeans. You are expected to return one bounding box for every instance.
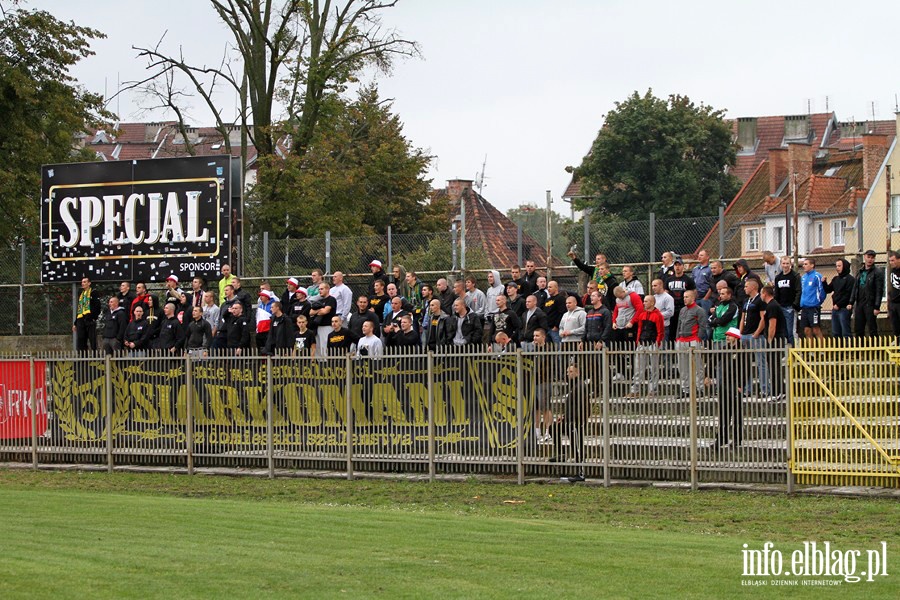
[831,307,851,338]
[782,307,796,345]
[548,328,561,345]
[740,335,770,396]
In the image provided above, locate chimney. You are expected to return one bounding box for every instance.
[787,142,814,186]
[862,134,889,189]
[446,179,473,202]
[768,147,789,195]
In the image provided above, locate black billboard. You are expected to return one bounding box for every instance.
[41,156,233,284]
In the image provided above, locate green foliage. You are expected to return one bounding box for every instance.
[248,86,442,237]
[0,7,112,245]
[573,90,740,221]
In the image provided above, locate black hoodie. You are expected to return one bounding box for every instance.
[824,259,855,308]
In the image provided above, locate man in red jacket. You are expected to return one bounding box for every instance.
[628,295,665,397]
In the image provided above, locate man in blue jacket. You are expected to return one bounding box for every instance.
[799,258,825,341]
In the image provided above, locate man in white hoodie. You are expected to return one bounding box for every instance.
[559,295,586,345]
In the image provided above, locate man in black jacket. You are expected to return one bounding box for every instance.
[888,251,900,344]
[153,301,185,354]
[851,250,885,337]
[824,258,855,338]
[73,276,102,351]
[225,302,252,355]
[367,259,390,296]
[101,296,128,355]
[489,293,522,345]
[773,256,800,344]
[185,306,213,356]
[264,301,295,355]
[520,295,550,348]
[116,282,136,316]
[348,295,379,339]
[123,305,152,355]
[422,299,452,351]
[444,298,483,347]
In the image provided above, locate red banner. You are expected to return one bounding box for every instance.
[0,361,48,439]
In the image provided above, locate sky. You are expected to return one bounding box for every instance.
[32,0,900,216]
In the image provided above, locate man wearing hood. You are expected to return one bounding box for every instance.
[824,258,855,338]
[851,250,885,337]
[773,256,800,344]
[733,259,762,307]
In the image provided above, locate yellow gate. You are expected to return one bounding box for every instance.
[789,337,900,487]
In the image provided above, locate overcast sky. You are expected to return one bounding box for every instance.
[35,0,900,216]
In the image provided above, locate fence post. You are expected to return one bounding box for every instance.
[450,224,458,272]
[18,242,25,335]
[583,209,591,263]
[387,225,392,274]
[649,212,656,265]
[185,354,194,476]
[345,353,354,480]
[516,224,523,267]
[105,354,113,473]
[29,355,37,469]
[262,231,269,278]
[325,231,332,274]
[427,351,435,482]
[71,284,77,351]
[857,199,865,261]
[689,348,698,492]
[602,346,610,487]
[266,355,274,479]
[718,205,725,259]
[516,349,524,485]
[785,346,794,494]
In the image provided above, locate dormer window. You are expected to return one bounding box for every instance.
[737,117,758,155]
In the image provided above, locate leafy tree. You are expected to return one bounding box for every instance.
[130,0,418,165]
[572,90,740,221]
[0,6,111,245]
[248,86,444,237]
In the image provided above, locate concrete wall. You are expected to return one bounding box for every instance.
[0,335,71,353]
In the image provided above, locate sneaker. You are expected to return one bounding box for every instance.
[768,393,786,403]
[562,474,586,484]
[612,373,625,382]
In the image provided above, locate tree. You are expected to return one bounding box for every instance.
[0,6,111,245]
[248,85,444,237]
[572,90,740,221]
[130,1,418,167]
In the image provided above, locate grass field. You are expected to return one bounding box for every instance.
[1,469,898,598]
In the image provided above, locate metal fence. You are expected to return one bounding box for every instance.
[0,343,809,487]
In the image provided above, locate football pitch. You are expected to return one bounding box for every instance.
[0,470,897,598]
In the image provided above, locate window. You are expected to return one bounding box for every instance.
[773,226,784,252]
[815,222,824,248]
[831,219,847,246]
[747,228,760,252]
[892,195,900,231]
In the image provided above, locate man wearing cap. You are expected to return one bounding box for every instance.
[282,277,300,307]
[368,260,389,295]
[505,280,525,318]
[851,250,885,337]
[163,274,183,306]
[287,286,311,322]
[256,289,276,349]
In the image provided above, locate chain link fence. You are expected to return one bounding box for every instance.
[4,206,896,336]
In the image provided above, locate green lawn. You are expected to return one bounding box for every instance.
[0,469,898,598]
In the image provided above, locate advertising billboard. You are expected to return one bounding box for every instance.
[41,156,233,283]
